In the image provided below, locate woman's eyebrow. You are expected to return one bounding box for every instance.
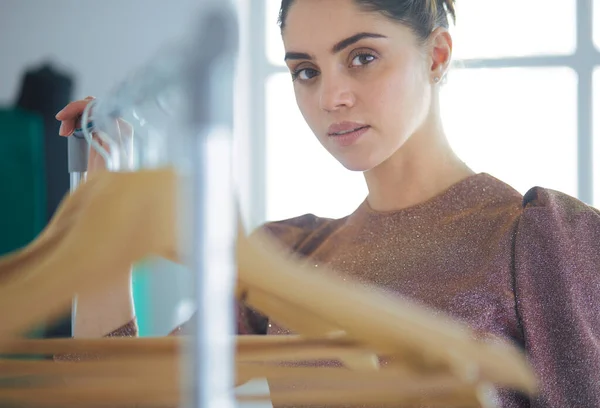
[331,32,387,53]
[284,32,387,61]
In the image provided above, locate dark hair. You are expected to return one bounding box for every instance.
[278,0,456,43]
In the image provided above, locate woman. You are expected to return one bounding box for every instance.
[56,0,600,407]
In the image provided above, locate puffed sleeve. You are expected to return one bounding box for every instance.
[513,187,600,407]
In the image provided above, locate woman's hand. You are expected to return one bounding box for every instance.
[56,96,108,173]
[56,96,133,173]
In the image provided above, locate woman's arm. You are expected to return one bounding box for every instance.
[514,187,600,407]
[72,270,137,338]
[53,270,137,362]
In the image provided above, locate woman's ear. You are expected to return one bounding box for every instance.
[429,27,453,82]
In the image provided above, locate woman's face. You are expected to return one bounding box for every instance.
[282,0,435,172]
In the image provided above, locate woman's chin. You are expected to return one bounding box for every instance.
[334,154,379,173]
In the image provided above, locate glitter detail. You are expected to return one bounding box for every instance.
[53,318,138,362]
[260,173,600,407]
[104,319,138,338]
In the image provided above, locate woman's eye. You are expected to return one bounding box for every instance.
[293,68,319,81]
[351,54,376,67]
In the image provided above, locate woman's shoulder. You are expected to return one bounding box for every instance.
[519,185,600,226]
[514,185,600,269]
[255,213,347,254]
[512,187,600,406]
[479,173,599,228]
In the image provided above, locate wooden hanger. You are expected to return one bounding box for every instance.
[0,337,497,407]
[0,169,178,338]
[0,174,104,281]
[0,367,491,408]
[0,335,370,365]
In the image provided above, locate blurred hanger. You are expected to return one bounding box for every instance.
[0,168,179,338]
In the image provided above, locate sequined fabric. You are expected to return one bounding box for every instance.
[167,300,266,336]
[261,173,600,408]
[53,318,138,362]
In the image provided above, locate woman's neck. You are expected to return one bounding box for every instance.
[364,123,474,213]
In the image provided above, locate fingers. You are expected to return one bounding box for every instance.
[55,96,94,120]
[55,96,95,136]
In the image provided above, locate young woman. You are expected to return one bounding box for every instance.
[56,1,600,407]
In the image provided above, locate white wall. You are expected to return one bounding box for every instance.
[0,0,202,103]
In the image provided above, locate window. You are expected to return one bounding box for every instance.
[258,1,599,223]
[595,0,600,49]
[266,74,367,221]
[451,0,576,60]
[440,67,578,197]
[266,0,285,66]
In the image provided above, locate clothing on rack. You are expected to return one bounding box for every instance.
[12,61,75,338]
[0,109,46,257]
[15,62,74,224]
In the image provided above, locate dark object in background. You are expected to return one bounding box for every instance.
[15,62,73,224]
[0,109,46,256]
[13,62,74,338]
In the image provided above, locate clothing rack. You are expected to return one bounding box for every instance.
[66,2,239,407]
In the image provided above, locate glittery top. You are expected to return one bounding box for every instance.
[254,173,600,408]
[64,173,600,408]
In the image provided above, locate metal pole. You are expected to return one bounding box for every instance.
[186,3,239,408]
[67,126,89,334]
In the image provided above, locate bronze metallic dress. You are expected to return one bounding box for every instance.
[81,173,600,408]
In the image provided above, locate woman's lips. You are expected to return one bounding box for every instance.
[327,123,370,147]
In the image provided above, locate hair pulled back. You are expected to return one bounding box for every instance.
[278,0,456,43]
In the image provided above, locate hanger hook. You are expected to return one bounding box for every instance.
[81,99,114,170]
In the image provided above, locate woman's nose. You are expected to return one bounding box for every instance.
[319,77,355,112]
